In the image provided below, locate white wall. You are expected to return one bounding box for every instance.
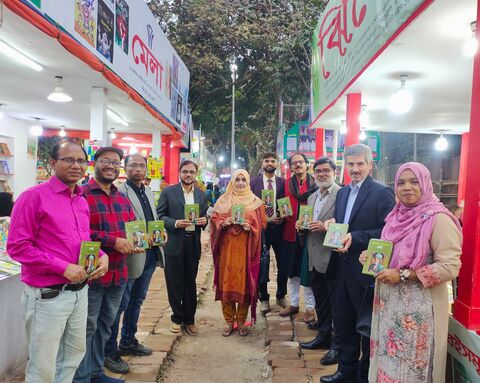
[0,117,38,198]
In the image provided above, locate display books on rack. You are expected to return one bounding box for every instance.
[0,180,11,193]
[125,220,149,250]
[362,239,394,276]
[232,204,245,224]
[78,241,101,275]
[0,160,10,175]
[0,143,11,156]
[323,223,349,248]
[298,205,314,230]
[185,204,200,224]
[0,217,9,251]
[0,259,21,276]
[277,197,293,218]
[148,220,165,246]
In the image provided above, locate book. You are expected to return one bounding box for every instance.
[78,241,100,275]
[0,217,9,251]
[125,220,149,250]
[185,204,200,224]
[0,160,9,174]
[231,204,245,224]
[362,239,394,276]
[148,220,165,246]
[298,205,314,230]
[0,143,11,156]
[323,223,349,248]
[277,197,293,218]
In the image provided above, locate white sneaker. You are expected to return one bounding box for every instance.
[260,301,271,315]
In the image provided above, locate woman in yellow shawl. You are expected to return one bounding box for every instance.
[210,169,267,337]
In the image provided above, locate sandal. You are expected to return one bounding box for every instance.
[222,324,234,337]
[238,323,249,337]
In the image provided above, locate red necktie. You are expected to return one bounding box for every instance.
[266,179,274,218]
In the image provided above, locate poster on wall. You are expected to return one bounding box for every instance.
[27,137,37,160]
[298,122,316,159]
[115,0,129,55]
[96,0,114,62]
[74,0,97,47]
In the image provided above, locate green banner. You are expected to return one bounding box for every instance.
[312,0,430,121]
[29,0,41,8]
[447,317,480,381]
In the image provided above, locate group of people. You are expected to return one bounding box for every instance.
[6,139,462,383]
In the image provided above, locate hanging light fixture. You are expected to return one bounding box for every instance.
[110,128,117,139]
[59,125,66,137]
[359,128,367,141]
[30,119,43,136]
[339,120,347,135]
[463,21,478,57]
[389,74,414,114]
[435,133,448,151]
[47,76,73,103]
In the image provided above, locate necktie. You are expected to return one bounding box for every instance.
[266,179,274,218]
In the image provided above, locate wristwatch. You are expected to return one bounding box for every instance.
[399,268,411,282]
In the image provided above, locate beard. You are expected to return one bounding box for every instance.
[263,166,276,174]
[315,179,333,189]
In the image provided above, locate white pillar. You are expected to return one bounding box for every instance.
[150,127,162,191]
[89,87,108,145]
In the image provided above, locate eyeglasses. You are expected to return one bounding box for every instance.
[57,158,88,166]
[127,163,147,169]
[181,170,196,175]
[97,159,122,167]
[291,160,306,166]
[314,168,332,175]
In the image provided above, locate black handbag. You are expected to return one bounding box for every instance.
[258,231,270,284]
[356,283,375,337]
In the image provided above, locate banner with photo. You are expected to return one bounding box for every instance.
[34,0,190,132]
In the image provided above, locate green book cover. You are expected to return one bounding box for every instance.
[78,241,100,275]
[323,223,349,248]
[148,220,165,246]
[231,204,245,224]
[125,220,149,250]
[362,239,394,276]
[185,204,200,224]
[299,205,314,230]
[277,197,293,217]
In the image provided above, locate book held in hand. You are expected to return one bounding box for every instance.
[185,204,200,224]
[232,204,245,224]
[148,220,165,246]
[125,220,149,250]
[362,239,394,276]
[277,197,293,218]
[78,241,100,275]
[298,205,313,230]
[323,223,349,248]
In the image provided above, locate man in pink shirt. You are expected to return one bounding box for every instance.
[8,140,108,383]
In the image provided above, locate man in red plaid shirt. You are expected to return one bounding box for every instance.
[74,147,140,383]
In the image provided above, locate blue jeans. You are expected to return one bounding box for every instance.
[73,283,126,383]
[105,253,157,357]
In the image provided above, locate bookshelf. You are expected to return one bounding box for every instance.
[0,136,14,193]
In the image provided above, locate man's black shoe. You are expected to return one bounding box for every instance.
[320,349,339,365]
[307,321,321,330]
[300,333,331,350]
[119,338,153,356]
[320,371,357,383]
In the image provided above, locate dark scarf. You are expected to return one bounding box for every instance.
[288,173,318,202]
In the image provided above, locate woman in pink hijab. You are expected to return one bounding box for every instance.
[362,162,462,383]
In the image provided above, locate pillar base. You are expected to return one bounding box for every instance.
[453,299,480,331]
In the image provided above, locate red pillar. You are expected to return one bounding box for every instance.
[453,0,480,330]
[315,128,325,159]
[344,93,361,184]
[457,133,469,205]
[162,137,179,185]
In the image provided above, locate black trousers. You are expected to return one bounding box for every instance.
[164,234,199,325]
[310,268,339,351]
[335,260,372,383]
[259,225,288,301]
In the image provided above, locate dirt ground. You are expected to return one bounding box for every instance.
[160,282,272,383]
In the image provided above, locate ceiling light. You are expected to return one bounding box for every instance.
[359,105,368,126]
[122,136,135,141]
[129,146,138,155]
[435,133,448,151]
[30,119,43,136]
[107,109,129,127]
[110,129,117,139]
[59,126,66,137]
[463,21,478,57]
[339,120,347,135]
[389,74,414,114]
[359,129,367,141]
[47,76,73,103]
[0,39,44,72]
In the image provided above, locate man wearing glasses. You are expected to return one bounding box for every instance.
[104,154,166,374]
[157,160,208,335]
[8,140,108,383]
[74,147,138,383]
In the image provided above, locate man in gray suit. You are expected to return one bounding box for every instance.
[104,153,165,374]
[297,157,341,365]
[157,160,208,335]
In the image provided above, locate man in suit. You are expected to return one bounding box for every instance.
[250,152,287,314]
[297,157,341,366]
[321,144,395,383]
[157,160,208,335]
[104,154,165,374]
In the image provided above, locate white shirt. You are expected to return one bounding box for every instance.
[313,183,335,219]
[182,184,195,232]
[343,177,366,224]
